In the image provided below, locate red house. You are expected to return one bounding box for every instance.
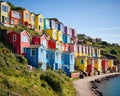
[68,43,74,52]
[101,59,108,73]
[48,39,56,49]
[87,58,94,76]
[7,30,30,55]
[32,34,48,48]
[65,44,69,52]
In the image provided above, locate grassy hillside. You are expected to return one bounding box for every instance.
[0,34,75,96]
[78,34,120,65]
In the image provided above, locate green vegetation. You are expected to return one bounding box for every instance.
[0,33,75,96]
[0,26,42,36]
[78,34,120,65]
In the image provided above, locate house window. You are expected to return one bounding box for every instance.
[11,20,14,25]
[42,40,46,47]
[2,16,8,23]
[56,52,58,59]
[31,16,35,22]
[13,11,21,19]
[22,47,26,53]
[41,49,43,53]
[46,53,49,59]
[81,60,84,64]
[40,18,43,23]
[22,35,28,42]
[53,31,56,37]
[39,26,43,30]
[13,35,17,41]
[2,5,8,12]
[31,48,35,56]
[25,13,29,19]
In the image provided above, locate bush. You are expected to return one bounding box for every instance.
[16,55,28,64]
[110,49,117,55]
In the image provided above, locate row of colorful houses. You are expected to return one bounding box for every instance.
[75,57,117,76]
[0,1,116,77]
[0,1,77,44]
[5,29,101,75]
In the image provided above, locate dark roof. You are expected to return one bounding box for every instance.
[62,51,73,54]
[28,44,42,48]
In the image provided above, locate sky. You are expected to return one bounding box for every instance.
[3,0,120,44]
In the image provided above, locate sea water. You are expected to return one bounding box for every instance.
[98,76,120,96]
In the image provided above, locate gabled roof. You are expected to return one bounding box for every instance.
[0,1,9,6]
[20,30,30,37]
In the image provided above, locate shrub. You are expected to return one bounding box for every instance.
[16,55,28,64]
[110,49,117,55]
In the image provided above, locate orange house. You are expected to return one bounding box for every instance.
[11,9,31,28]
[10,10,22,26]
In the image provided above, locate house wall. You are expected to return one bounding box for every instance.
[10,10,22,25]
[75,57,87,72]
[35,14,44,30]
[48,39,56,49]
[0,2,10,24]
[7,31,20,54]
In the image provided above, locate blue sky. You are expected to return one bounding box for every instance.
[4,0,120,44]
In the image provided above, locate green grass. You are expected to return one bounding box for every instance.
[0,38,76,96]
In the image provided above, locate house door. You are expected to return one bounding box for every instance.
[55,63,58,70]
[2,16,4,23]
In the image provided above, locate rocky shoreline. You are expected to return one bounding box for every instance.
[90,74,120,96]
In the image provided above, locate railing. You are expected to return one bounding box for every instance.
[0,88,21,96]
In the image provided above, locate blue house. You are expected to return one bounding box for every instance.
[61,52,75,76]
[25,45,47,70]
[46,48,62,70]
[58,22,64,32]
[67,35,70,43]
[62,34,70,44]
[62,33,67,44]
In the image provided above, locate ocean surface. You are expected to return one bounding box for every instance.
[98,76,120,96]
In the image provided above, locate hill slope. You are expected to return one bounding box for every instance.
[0,31,75,96]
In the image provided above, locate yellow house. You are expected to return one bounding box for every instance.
[0,1,10,24]
[108,59,113,69]
[94,58,102,72]
[35,14,44,31]
[45,29,57,40]
[30,12,35,29]
[57,31,63,42]
[75,56,87,72]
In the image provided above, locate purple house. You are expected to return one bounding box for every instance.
[64,26,70,35]
[71,29,77,42]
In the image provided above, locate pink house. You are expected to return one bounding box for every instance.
[7,30,30,55]
[68,43,74,52]
[32,34,48,48]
